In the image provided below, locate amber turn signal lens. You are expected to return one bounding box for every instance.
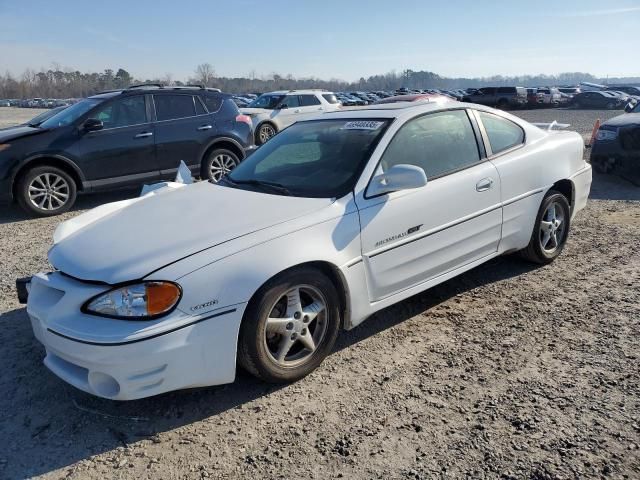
[146,282,181,316]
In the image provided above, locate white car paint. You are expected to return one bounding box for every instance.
[25,101,592,400]
[241,90,340,141]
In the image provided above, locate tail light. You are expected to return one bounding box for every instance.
[235,114,252,126]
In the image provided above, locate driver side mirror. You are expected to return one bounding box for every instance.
[83,118,104,132]
[367,164,428,197]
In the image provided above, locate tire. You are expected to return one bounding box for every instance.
[497,99,509,110]
[16,165,77,217]
[256,123,277,145]
[202,148,240,183]
[520,190,571,265]
[238,267,341,383]
[606,102,616,110]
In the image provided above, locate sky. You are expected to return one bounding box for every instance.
[0,0,639,81]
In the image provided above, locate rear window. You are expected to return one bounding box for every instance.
[154,95,196,121]
[322,94,339,104]
[479,111,525,154]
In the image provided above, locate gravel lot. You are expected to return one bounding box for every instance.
[0,107,49,129]
[0,108,638,480]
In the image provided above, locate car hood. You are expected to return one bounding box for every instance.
[49,181,333,284]
[240,107,272,116]
[0,125,41,141]
[602,113,640,128]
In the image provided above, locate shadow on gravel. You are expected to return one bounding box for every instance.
[0,255,539,478]
[0,188,139,225]
[589,171,640,201]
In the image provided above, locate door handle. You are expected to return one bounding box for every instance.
[197,125,213,131]
[134,132,153,139]
[317,107,323,111]
[294,109,300,113]
[476,177,494,192]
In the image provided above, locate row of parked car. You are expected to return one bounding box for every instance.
[0,98,75,108]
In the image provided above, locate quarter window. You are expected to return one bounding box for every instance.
[322,94,339,104]
[202,95,222,113]
[154,95,196,121]
[380,110,481,179]
[300,95,321,106]
[478,111,524,154]
[90,96,147,129]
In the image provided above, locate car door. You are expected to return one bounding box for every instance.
[153,94,214,177]
[298,94,326,120]
[70,94,158,188]
[355,109,502,301]
[275,95,303,129]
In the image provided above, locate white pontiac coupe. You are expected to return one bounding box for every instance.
[22,101,592,400]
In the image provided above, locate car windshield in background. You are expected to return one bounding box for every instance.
[39,98,102,129]
[224,119,390,198]
[248,94,285,109]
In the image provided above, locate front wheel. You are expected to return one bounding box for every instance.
[520,190,571,264]
[256,123,277,145]
[202,148,240,183]
[238,267,341,383]
[16,165,77,216]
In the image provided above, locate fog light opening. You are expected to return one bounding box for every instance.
[88,371,121,398]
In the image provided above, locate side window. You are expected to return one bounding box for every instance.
[497,87,513,94]
[280,95,300,108]
[202,95,222,113]
[299,94,321,106]
[479,111,524,154]
[480,87,496,95]
[380,110,481,179]
[154,94,196,121]
[89,96,147,129]
[194,96,207,115]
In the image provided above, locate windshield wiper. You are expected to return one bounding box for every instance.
[220,177,292,196]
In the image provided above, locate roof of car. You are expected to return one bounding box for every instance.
[265,89,331,95]
[322,101,468,119]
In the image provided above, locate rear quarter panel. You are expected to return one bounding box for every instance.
[490,124,585,252]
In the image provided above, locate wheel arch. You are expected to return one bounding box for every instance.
[11,155,85,199]
[243,260,351,330]
[550,178,574,210]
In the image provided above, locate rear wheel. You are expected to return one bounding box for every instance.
[238,267,341,383]
[16,165,77,216]
[497,99,509,110]
[520,190,571,265]
[202,148,240,183]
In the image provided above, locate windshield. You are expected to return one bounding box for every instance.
[248,94,285,109]
[27,106,65,126]
[225,119,390,198]
[39,98,102,129]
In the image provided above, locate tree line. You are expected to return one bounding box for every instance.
[1,63,638,99]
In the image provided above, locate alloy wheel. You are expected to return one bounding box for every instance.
[539,201,566,254]
[263,285,328,367]
[259,124,276,144]
[209,153,237,182]
[28,173,70,211]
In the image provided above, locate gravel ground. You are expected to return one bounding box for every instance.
[0,107,49,129]
[0,109,638,480]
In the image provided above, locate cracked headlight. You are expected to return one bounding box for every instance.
[83,281,182,319]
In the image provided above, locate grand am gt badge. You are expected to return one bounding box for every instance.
[190,299,219,312]
[375,225,423,248]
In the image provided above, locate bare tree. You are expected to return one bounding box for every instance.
[194,63,216,87]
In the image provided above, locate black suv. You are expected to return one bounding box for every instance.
[462,86,528,109]
[0,85,254,216]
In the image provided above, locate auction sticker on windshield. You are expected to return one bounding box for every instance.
[342,121,384,130]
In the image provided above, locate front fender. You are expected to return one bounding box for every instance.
[147,196,364,324]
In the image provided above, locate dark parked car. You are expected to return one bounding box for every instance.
[590,110,640,183]
[462,86,527,109]
[0,85,254,216]
[570,91,627,110]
